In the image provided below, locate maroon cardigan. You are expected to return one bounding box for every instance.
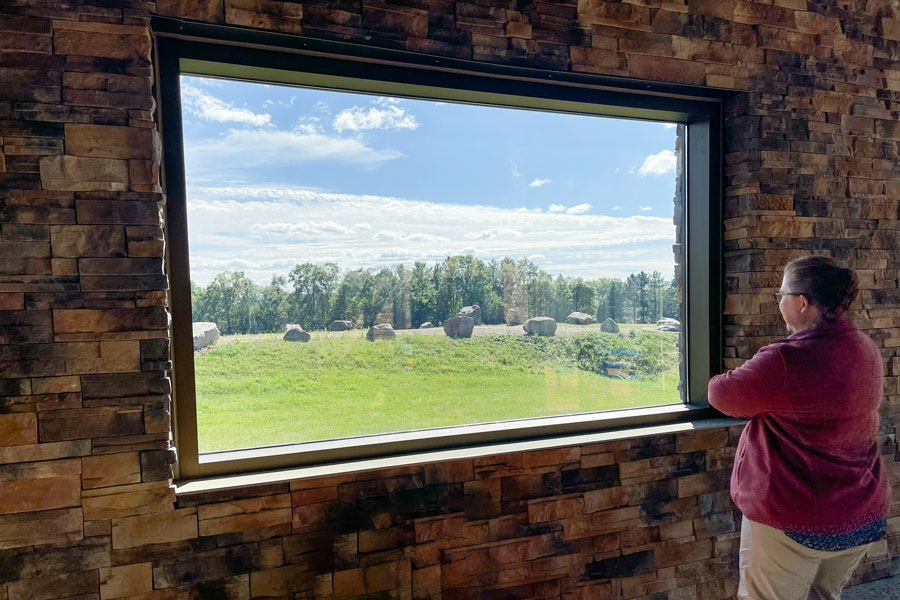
[708,318,890,533]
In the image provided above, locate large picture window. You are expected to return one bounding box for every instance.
[156,21,723,480]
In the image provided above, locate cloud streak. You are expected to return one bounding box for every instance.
[185,185,676,285]
[182,84,272,126]
[637,149,677,176]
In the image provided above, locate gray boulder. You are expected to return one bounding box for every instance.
[600,318,620,333]
[505,307,525,326]
[283,325,311,342]
[419,322,434,329]
[192,322,220,351]
[327,320,354,331]
[656,317,680,332]
[566,311,595,325]
[366,323,395,341]
[443,315,474,338]
[458,305,482,325]
[524,317,557,337]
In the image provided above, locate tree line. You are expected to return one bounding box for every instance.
[191,256,679,335]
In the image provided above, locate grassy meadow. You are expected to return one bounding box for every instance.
[194,327,681,452]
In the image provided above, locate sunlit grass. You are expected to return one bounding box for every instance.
[194,331,681,452]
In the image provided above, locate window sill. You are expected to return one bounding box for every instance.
[175,407,745,496]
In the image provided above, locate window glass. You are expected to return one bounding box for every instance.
[180,75,685,453]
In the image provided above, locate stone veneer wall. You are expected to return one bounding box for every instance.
[0,1,899,599]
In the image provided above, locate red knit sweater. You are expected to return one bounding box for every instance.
[708,318,890,533]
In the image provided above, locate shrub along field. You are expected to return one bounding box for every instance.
[194,329,681,452]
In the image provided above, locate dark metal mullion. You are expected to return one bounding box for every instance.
[157,37,202,479]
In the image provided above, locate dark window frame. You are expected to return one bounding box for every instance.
[154,18,725,481]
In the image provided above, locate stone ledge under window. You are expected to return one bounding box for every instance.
[175,414,745,496]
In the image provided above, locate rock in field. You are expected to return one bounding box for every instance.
[366,323,395,341]
[443,315,474,338]
[505,307,524,326]
[327,320,354,331]
[419,321,434,328]
[458,304,481,325]
[192,322,219,351]
[524,317,556,337]
[600,318,620,333]
[283,325,311,342]
[656,317,680,332]
[566,311,595,325]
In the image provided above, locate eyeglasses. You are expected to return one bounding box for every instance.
[773,292,802,303]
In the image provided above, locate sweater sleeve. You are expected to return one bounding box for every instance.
[708,344,787,418]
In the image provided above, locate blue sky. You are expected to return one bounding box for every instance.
[181,75,680,286]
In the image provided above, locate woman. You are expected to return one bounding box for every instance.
[708,256,890,600]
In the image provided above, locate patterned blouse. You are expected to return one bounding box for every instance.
[786,517,886,552]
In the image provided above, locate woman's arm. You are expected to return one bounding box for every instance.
[708,344,787,418]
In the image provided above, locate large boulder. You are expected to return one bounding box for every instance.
[505,307,525,326]
[656,317,680,332]
[366,323,395,341]
[523,317,556,337]
[443,315,474,338]
[283,325,310,342]
[600,318,620,333]
[419,321,434,329]
[566,311,595,325]
[327,320,354,331]
[192,322,219,351]
[458,305,481,325]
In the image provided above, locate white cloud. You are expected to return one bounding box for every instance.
[528,178,551,188]
[639,206,652,211]
[184,128,404,172]
[663,123,677,129]
[547,204,566,213]
[636,149,677,176]
[184,184,676,286]
[566,203,591,215]
[181,84,272,127]
[510,161,521,177]
[333,99,419,132]
[612,205,623,211]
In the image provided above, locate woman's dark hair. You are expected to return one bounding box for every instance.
[784,256,858,321]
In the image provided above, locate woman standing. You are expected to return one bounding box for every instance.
[708,256,890,600]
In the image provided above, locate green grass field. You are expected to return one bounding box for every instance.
[194,330,681,452]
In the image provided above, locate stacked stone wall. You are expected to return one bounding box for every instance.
[0,1,898,598]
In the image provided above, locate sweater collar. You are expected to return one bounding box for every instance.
[782,317,854,343]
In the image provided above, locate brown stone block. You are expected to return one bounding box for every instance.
[84,519,111,537]
[157,0,225,22]
[79,257,163,275]
[0,507,82,550]
[198,505,292,537]
[578,0,651,30]
[65,340,141,374]
[38,405,144,441]
[143,401,170,434]
[0,413,37,447]
[50,225,126,258]
[65,123,156,161]
[82,371,170,399]
[140,448,176,482]
[0,473,81,515]
[675,429,728,453]
[39,155,128,192]
[51,258,77,275]
[128,159,160,190]
[83,451,141,489]
[52,306,168,333]
[506,21,532,38]
[111,507,197,549]
[0,292,24,310]
[627,54,706,85]
[7,569,98,600]
[2,136,63,156]
[0,439,90,464]
[31,376,80,395]
[75,196,161,225]
[52,20,151,62]
[225,0,303,33]
[82,480,175,520]
[0,240,50,258]
[570,46,625,71]
[99,562,152,599]
[0,257,51,276]
[250,564,312,597]
[655,538,713,567]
